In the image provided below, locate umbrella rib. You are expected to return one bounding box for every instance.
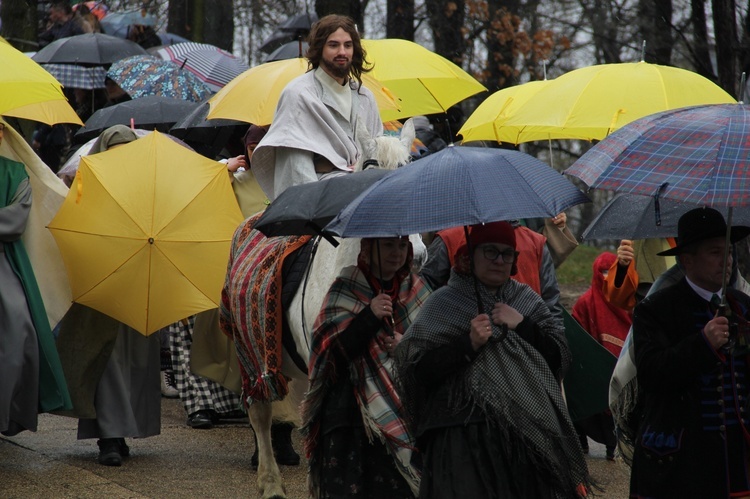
[70,240,147,301]
[417,77,450,113]
[152,243,216,302]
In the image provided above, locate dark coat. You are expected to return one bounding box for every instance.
[631,278,750,498]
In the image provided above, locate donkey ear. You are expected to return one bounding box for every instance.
[358,123,378,167]
[400,118,416,151]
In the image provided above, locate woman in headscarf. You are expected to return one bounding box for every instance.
[572,252,632,460]
[397,221,590,498]
[56,125,161,467]
[573,252,632,357]
[302,236,431,498]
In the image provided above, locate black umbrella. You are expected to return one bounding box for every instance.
[75,96,199,142]
[169,100,245,157]
[259,13,318,53]
[32,33,147,66]
[277,12,319,32]
[581,193,750,241]
[254,168,392,246]
[263,40,309,62]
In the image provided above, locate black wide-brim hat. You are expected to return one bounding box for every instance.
[657,207,750,256]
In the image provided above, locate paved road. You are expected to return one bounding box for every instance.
[2,398,630,498]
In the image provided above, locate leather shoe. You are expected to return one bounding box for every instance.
[97,438,122,466]
[187,410,214,429]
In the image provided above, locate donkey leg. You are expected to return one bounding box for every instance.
[248,402,286,499]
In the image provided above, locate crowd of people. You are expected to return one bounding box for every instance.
[5,7,750,499]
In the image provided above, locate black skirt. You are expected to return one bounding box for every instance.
[317,425,415,498]
[419,422,567,499]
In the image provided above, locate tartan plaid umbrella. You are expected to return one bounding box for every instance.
[41,64,107,89]
[32,33,146,65]
[107,55,212,102]
[565,104,750,207]
[326,145,589,238]
[155,42,249,92]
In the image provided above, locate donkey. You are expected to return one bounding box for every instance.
[226,120,425,498]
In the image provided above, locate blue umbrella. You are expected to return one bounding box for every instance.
[326,145,589,238]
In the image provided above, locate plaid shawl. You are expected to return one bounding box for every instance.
[220,213,311,402]
[397,270,590,498]
[302,264,430,497]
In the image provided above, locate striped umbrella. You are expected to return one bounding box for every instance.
[155,42,249,92]
[107,55,212,102]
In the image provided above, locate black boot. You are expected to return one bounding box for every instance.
[271,422,300,466]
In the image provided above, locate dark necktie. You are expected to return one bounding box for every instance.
[710,293,721,313]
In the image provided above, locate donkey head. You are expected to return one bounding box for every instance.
[356,118,416,171]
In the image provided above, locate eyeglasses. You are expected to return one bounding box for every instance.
[481,246,516,263]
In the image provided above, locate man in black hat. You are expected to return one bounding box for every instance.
[629,207,750,498]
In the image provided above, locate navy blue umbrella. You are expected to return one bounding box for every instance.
[326,145,590,238]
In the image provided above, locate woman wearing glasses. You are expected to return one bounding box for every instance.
[396,221,590,498]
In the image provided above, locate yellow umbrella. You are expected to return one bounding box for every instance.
[458,80,551,143]
[0,37,82,125]
[207,57,403,125]
[494,61,736,144]
[47,131,243,335]
[361,38,487,117]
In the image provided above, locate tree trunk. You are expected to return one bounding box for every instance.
[167,0,194,41]
[202,0,233,50]
[638,0,673,64]
[739,0,750,98]
[386,0,415,40]
[712,0,739,97]
[190,0,205,43]
[689,0,717,81]
[1,0,37,51]
[315,0,364,30]
[485,0,520,92]
[425,0,466,65]
[583,0,623,64]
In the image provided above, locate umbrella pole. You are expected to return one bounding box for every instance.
[375,239,394,333]
[720,206,733,307]
[463,225,484,315]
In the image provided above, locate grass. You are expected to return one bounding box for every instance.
[555,243,603,287]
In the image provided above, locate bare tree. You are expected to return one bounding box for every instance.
[425,0,467,64]
[387,0,415,39]
[0,0,38,51]
[713,0,740,96]
[638,0,673,64]
[315,0,366,28]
